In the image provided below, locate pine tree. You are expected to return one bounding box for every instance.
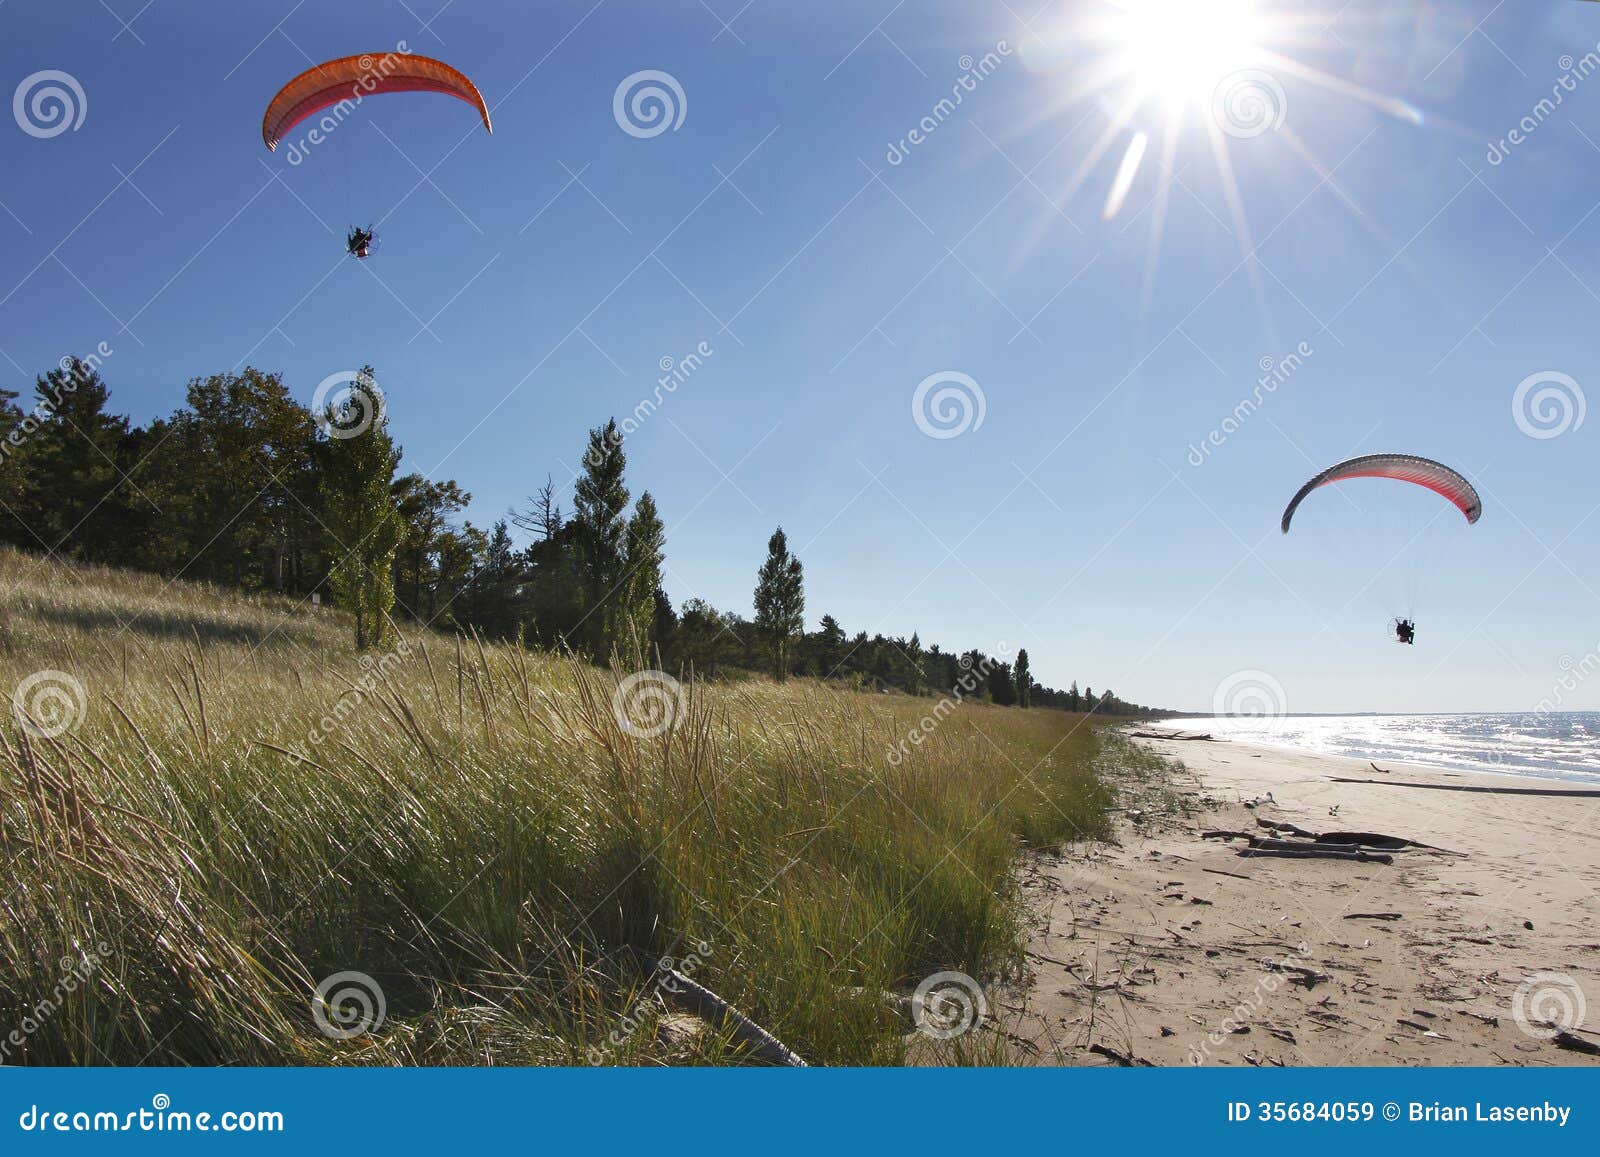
[572,419,630,656]
[469,519,520,637]
[10,359,136,562]
[815,614,846,677]
[321,367,403,649]
[1015,648,1032,708]
[621,491,665,656]
[988,661,1017,706]
[753,526,804,680]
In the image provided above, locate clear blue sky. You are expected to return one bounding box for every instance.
[3,0,1598,713]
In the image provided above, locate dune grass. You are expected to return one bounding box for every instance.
[0,547,1116,1065]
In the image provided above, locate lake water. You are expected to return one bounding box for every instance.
[1162,712,1600,786]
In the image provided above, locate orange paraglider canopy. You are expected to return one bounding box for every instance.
[262,52,491,151]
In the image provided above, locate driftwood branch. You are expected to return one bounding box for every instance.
[651,965,807,1067]
[1326,777,1600,799]
[1088,1041,1154,1066]
[1238,846,1394,864]
[1256,818,1464,856]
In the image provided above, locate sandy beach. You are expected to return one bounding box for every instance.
[1012,730,1600,1066]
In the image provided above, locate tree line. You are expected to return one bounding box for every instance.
[0,358,1166,715]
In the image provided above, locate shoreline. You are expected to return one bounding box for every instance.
[1009,730,1600,1066]
[1153,719,1600,788]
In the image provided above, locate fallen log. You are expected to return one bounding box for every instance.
[1248,837,1401,861]
[1201,830,1254,840]
[1326,777,1600,798]
[1238,846,1393,865]
[1343,912,1403,922]
[1129,730,1213,741]
[1255,819,1463,855]
[651,964,807,1067]
[1203,867,1252,881]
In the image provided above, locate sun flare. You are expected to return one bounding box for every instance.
[1108,0,1266,110]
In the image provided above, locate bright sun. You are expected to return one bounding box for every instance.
[1109,0,1266,110]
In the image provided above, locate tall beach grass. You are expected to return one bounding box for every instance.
[0,548,1116,1065]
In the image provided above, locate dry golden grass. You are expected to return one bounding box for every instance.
[0,547,1114,1065]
